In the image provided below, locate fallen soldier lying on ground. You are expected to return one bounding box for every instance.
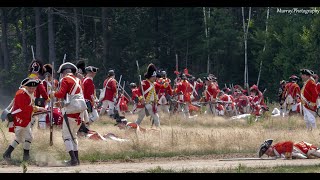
[258,139,320,159]
[77,122,129,142]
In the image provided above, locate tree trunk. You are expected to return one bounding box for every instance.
[154,7,160,61]
[175,52,178,72]
[48,7,56,65]
[74,8,80,60]
[242,7,251,90]
[35,7,43,61]
[101,7,108,65]
[203,7,210,74]
[257,7,270,87]
[1,8,10,69]
[21,7,28,65]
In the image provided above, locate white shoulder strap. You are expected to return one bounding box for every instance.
[105,78,113,89]
[65,75,83,95]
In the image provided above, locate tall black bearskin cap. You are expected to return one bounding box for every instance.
[28,59,45,76]
[76,60,86,75]
[258,139,273,158]
[43,64,54,75]
[144,63,157,79]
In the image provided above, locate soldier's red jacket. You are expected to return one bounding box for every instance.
[102,77,117,102]
[141,79,158,104]
[284,82,300,101]
[54,74,83,119]
[131,87,144,108]
[155,78,173,98]
[205,82,220,102]
[272,141,294,157]
[301,78,318,111]
[316,83,320,97]
[175,79,192,102]
[119,94,129,112]
[12,88,34,128]
[83,76,95,105]
[219,94,235,109]
[294,141,318,155]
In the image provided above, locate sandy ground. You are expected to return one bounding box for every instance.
[1,155,320,173]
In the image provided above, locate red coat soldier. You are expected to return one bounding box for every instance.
[83,66,100,124]
[300,69,318,131]
[175,73,194,118]
[135,63,161,128]
[100,70,118,117]
[130,82,144,114]
[52,62,85,166]
[3,78,45,162]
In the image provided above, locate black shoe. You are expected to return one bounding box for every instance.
[23,149,30,161]
[64,160,79,166]
[3,145,14,161]
[74,151,80,165]
[65,151,79,166]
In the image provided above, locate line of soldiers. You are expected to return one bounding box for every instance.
[277,69,319,131]
[119,67,269,121]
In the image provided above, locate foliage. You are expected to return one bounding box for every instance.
[0,7,319,102]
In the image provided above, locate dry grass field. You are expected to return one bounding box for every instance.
[1,107,320,172]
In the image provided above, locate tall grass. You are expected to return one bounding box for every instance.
[0,110,319,165]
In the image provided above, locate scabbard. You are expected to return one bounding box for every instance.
[63,113,76,144]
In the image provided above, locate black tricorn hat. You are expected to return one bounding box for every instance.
[43,64,54,75]
[57,62,78,74]
[129,82,137,88]
[28,59,45,76]
[258,139,273,158]
[76,60,86,74]
[144,63,157,79]
[300,69,314,76]
[85,66,99,73]
[107,69,115,77]
[20,78,40,87]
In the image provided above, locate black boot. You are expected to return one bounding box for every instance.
[65,151,78,166]
[3,145,14,161]
[74,151,80,165]
[23,149,30,161]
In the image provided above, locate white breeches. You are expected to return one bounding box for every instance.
[62,117,81,152]
[11,122,33,150]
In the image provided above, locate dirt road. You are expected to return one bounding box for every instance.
[1,156,320,173]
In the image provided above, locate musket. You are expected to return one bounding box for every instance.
[219,157,277,161]
[50,61,55,146]
[32,110,51,117]
[117,82,131,100]
[63,54,66,63]
[31,45,35,60]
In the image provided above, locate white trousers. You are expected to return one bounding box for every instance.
[135,104,160,127]
[100,100,119,116]
[62,117,81,152]
[88,108,99,123]
[303,106,316,130]
[11,122,33,150]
